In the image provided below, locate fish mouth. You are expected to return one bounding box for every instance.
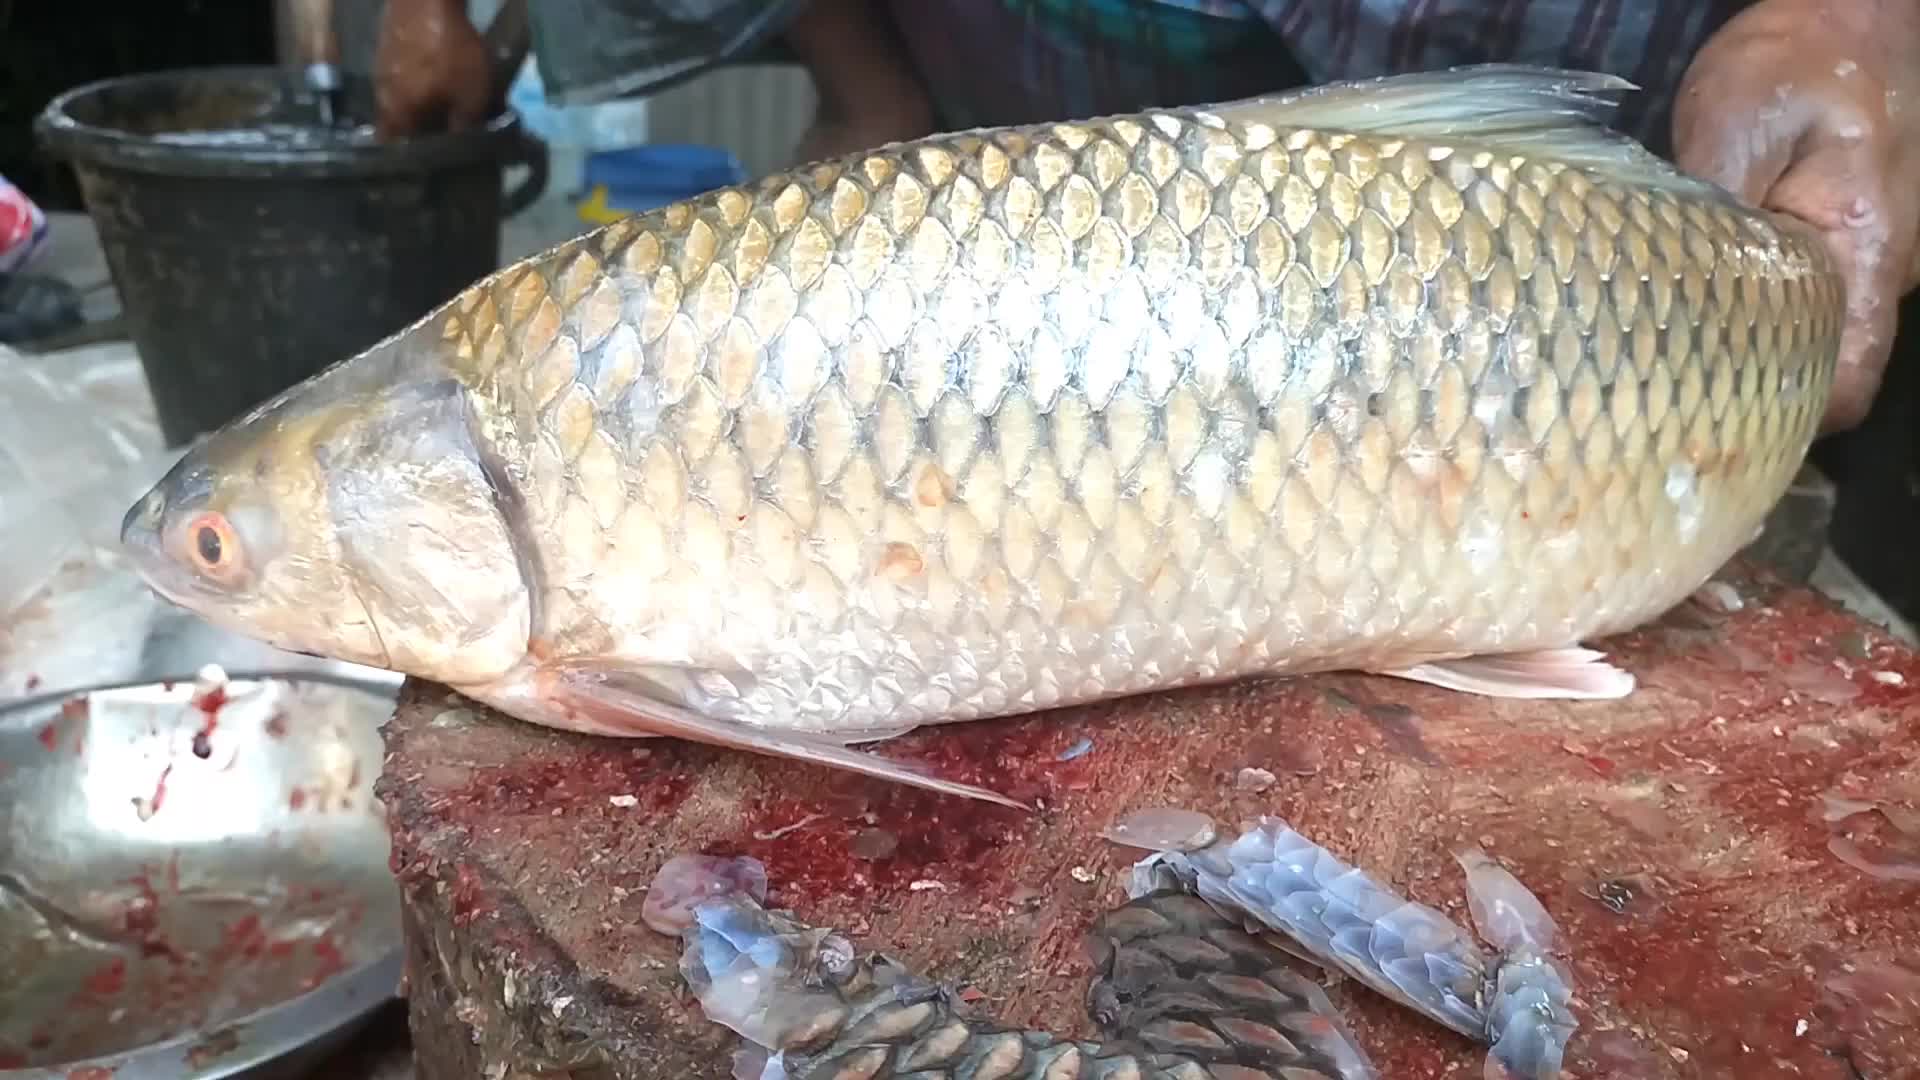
[119,484,202,613]
[119,487,169,580]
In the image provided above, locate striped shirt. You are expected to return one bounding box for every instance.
[527,0,1756,160]
[879,0,1756,158]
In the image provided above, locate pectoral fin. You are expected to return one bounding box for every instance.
[542,661,1029,810]
[1376,648,1635,700]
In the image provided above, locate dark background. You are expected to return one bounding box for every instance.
[0,0,277,209]
[2,0,1916,630]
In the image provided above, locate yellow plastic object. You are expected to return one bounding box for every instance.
[575,184,631,225]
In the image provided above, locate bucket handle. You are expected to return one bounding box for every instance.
[501,129,549,218]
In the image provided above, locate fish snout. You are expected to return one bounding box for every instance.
[118,485,188,599]
[120,486,165,556]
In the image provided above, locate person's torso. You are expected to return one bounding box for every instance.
[527,0,1753,161]
[882,0,1755,158]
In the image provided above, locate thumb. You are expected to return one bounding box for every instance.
[1764,131,1901,432]
[374,83,417,140]
[1671,84,1807,206]
[446,61,494,132]
[373,35,431,139]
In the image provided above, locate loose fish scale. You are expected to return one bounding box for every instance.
[1139,818,1577,1079]
[1087,891,1378,1079]
[683,890,1372,1080]
[433,108,1840,736]
[1167,822,1494,1039]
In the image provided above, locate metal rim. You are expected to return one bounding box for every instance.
[33,65,526,180]
[0,668,403,722]
[0,950,403,1078]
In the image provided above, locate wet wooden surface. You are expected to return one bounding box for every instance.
[377,563,1920,1079]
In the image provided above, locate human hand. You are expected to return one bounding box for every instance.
[780,0,934,165]
[373,0,493,139]
[1673,0,1920,433]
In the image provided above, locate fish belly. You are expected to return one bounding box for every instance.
[435,110,1842,739]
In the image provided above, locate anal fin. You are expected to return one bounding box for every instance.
[1376,647,1635,700]
[817,723,923,747]
[542,662,1029,810]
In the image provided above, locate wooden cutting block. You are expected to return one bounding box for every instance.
[376,561,1920,1079]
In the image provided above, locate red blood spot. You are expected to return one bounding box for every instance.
[121,871,178,962]
[690,722,1089,905]
[223,914,266,959]
[84,958,126,996]
[190,685,227,758]
[143,764,173,817]
[449,862,489,926]
[307,936,347,989]
[37,723,57,751]
[289,788,306,810]
[24,673,40,690]
[124,897,157,936]
[197,686,227,713]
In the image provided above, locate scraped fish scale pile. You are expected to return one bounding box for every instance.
[686,888,1379,1080]
[1086,891,1380,1079]
[429,103,1839,734]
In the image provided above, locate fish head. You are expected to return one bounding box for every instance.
[121,363,532,686]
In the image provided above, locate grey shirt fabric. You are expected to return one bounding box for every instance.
[520,0,1741,162]
[523,0,806,105]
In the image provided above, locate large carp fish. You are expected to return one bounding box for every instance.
[120,66,1842,808]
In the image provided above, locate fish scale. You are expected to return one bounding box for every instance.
[428,71,1837,738]
[679,888,1373,1080]
[120,67,1844,807]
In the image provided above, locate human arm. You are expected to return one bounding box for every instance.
[781,0,934,163]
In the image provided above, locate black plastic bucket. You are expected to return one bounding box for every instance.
[34,66,548,447]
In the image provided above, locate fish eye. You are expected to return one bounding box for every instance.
[185,511,245,583]
[196,524,222,564]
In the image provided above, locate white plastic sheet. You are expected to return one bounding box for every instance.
[0,341,398,702]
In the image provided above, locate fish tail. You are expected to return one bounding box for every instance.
[1483,949,1579,1080]
[1455,848,1579,1079]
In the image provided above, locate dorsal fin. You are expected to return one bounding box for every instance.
[1203,64,1731,202]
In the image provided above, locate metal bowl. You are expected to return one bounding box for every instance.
[0,670,404,1077]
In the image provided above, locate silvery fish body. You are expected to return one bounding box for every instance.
[119,65,1843,805]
